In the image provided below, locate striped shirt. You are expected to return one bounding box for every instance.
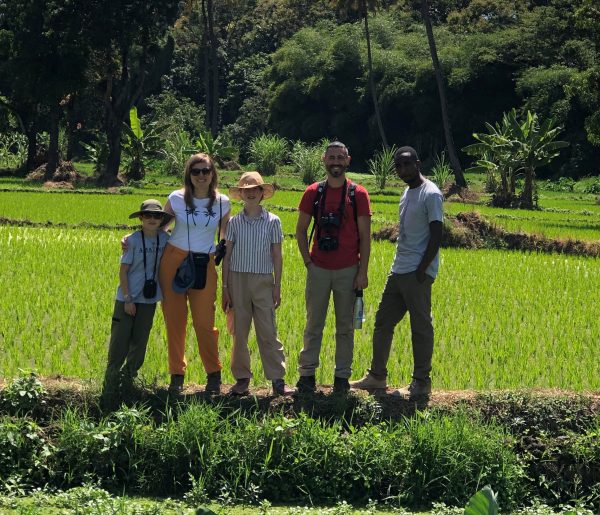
[226,208,283,274]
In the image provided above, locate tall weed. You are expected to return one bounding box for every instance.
[249,134,288,176]
[368,145,397,190]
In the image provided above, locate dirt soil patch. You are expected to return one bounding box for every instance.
[5,376,598,432]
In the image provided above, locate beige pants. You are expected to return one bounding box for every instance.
[229,271,286,381]
[369,271,434,382]
[298,264,357,379]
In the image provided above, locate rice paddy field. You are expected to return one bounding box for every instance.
[1,175,599,390]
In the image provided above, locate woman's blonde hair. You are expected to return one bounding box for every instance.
[183,153,218,210]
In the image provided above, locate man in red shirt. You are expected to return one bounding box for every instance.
[295,141,372,393]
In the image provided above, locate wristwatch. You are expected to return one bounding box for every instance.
[124,294,134,303]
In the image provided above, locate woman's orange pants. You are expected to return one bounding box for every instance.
[159,243,221,375]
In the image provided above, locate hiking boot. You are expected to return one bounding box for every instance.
[205,371,222,394]
[168,374,184,395]
[350,372,387,391]
[333,376,350,393]
[229,378,250,396]
[296,375,316,393]
[390,379,431,400]
[272,378,295,396]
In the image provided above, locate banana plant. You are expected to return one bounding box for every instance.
[121,107,163,180]
[190,130,238,166]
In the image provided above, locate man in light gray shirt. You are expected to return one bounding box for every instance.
[351,146,443,399]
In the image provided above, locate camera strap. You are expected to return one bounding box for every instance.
[309,180,352,244]
[140,231,159,281]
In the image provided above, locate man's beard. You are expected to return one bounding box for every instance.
[327,165,345,177]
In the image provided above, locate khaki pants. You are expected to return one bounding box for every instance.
[158,243,221,376]
[298,264,357,379]
[369,272,434,382]
[229,271,286,381]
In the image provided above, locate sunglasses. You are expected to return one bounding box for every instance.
[141,212,164,220]
[190,167,213,176]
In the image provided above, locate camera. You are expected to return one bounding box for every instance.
[320,212,340,229]
[143,279,158,299]
[317,235,339,251]
[214,239,227,266]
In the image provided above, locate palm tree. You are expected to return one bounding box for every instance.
[420,0,467,187]
[332,0,388,148]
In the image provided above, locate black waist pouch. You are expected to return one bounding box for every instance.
[191,252,210,290]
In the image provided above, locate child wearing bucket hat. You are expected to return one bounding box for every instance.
[222,172,294,396]
[100,199,172,409]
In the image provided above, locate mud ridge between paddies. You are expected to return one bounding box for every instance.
[374,211,600,257]
[2,375,599,427]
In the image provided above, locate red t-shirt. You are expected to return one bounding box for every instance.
[298,180,371,270]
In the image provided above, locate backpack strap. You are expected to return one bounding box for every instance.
[308,180,327,246]
[348,182,357,225]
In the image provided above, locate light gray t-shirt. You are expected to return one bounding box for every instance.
[391,179,444,278]
[116,230,169,303]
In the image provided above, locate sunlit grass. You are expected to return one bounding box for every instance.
[1,226,598,389]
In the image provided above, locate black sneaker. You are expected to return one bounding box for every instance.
[205,371,222,394]
[333,376,350,393]
[296,375,316,393]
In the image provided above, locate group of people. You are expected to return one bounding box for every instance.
[100,141,443,407]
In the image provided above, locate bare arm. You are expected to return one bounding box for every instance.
[295,210,313,267]
[162,199,175,232]
[219,211,231,241]
[271,242,282,308]
[119,263,136,315]
[221,239,233,312]
[354,215,371,290]
[416,220,443,283]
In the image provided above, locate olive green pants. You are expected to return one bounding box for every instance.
[103,300,157,391]
[369,272,434,383]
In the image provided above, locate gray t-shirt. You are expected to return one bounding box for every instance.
[391,179,444,278]
[116,231,169,303]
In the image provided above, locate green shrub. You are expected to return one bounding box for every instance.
[0,132,27,169]
[368,145,397,190]
[0,371,46,416]
[402,411,525,509]
[160,130,192,176]
[544,177,576,192]
[430,152,454,189]
[291,139,327,184]
[248,134,288,176]
[582,177,600,194]
[0,417,52,492]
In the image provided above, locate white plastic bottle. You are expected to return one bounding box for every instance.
[353,289,364,330]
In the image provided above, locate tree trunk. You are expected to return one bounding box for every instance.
[102,112,124,185]
[521,167,535,209]
[25,125,38,173]
[363,3,388,149]
[201,0,211,132]
[207,0,219,136]
[421,0,467,188]
[45,104,60,180]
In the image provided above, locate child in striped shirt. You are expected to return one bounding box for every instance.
[221,172,293,396]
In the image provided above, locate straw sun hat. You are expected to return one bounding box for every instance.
[229,171,275,201]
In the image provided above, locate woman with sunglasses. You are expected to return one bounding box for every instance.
[159,153,230,394]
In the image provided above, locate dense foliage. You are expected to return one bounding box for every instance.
[1,0,599,178]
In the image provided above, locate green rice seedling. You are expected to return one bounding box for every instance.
[1,225,599,390]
